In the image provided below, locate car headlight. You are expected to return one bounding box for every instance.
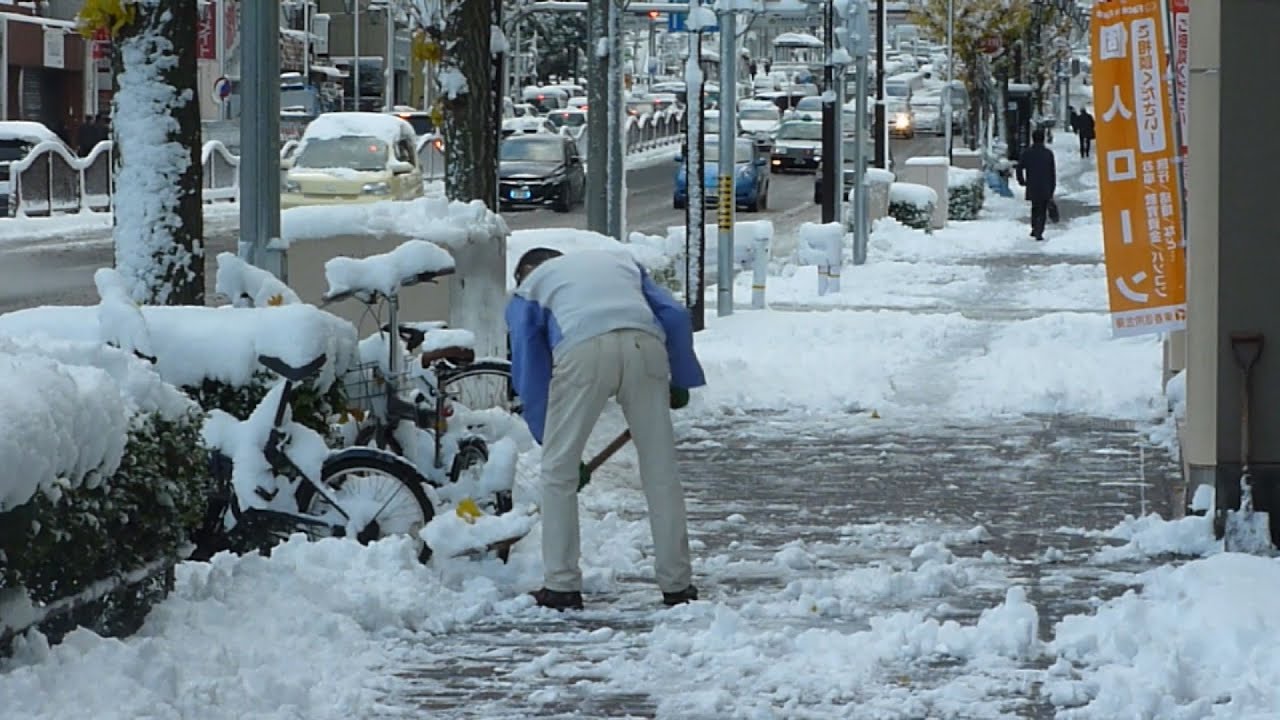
[362,182,390,195]
[895,113,911,129]
[283,180,301,194]
[814,155,822,163]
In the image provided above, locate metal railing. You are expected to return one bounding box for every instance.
[4,106,686,217]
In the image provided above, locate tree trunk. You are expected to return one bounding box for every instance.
[442,0,497,209]
[111,0,204,306]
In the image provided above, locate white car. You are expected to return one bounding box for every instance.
[547,108,588,140]
[567,96,589,110]
[281,112,425,208]
[738,102,782,137]
[502,116,558,136]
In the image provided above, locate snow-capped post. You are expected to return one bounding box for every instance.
[683,2,711,331]
[605,0,625,241]
[80,0,204,305]
[585,0,609,234]
[844,0,871,265]
[751,228,767,309]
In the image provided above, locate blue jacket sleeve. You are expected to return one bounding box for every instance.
[505,296,552,444]
[640,270,707,389]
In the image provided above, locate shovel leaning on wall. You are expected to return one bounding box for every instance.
[1224,332,1273,554]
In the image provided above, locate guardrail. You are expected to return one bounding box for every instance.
[6,106,686,218]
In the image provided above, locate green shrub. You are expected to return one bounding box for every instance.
[185,371,346,440]
[948,168,986,221]
[888,183,936,231]
[1,409,210,642]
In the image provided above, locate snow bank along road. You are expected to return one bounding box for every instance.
[0,136,943,314]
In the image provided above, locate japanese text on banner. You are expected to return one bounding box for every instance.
[1091,0,1186,338]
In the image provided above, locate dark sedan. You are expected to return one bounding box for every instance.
[498,135,585,212]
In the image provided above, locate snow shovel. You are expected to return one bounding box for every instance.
[578,429,632,491]
[1225,332,1272,553]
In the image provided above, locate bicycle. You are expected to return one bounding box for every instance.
[327,263,520,520]
[192,352,437,564]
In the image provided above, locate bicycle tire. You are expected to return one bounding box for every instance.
[438,360,516,414]
[296,450,436,563]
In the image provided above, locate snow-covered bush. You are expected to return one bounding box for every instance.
[0,304,359,438]
[888,182,938,231]
[0,338,208,644]
[947,167,986,221]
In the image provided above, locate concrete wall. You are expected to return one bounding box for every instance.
[286,233,452,336]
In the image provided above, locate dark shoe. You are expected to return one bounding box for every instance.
[662,585,698,606]
[1034,235,1045,242]
[530,587,584,611]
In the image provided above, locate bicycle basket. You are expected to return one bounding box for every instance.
[341,360,411,412]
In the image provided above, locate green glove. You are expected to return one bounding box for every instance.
[578,462,591,491]
[669,385,690,410]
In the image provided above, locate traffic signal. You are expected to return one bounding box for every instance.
[648,10,659,19]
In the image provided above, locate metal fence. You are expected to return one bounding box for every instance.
[5,107,686,217]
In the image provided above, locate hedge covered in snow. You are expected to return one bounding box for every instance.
[0,303,359,436]
[0,337,207,643]
[947,167,987,221]
[888,182,938,231]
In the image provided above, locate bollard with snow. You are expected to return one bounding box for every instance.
[752,231,768,308]
[797,222,844,296]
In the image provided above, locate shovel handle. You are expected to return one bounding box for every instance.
[585,429,632,474]
[1231,332,1264,373]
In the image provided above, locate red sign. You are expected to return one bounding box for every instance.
[224,1,238,52]
[198,2,216,59]
[980,37,1002,55]
[91,27,110,60]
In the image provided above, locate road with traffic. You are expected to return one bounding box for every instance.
[0,136,945,314]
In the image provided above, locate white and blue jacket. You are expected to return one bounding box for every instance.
[504,249,707,444]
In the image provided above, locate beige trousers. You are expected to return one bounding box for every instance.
[540,328,692,593]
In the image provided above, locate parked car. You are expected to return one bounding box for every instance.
[0,121,63,216]
[498,134,585,213]
[770,120,824,172]
[280,112,424,208]
[673,134,769,212]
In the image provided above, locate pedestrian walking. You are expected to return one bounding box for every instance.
[1016,128,1057,242]
[506,248,706,611]
[1076,107,1095,158]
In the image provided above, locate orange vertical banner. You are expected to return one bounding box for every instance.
[1091,0,1187,337]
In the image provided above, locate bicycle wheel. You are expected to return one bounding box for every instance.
[438,360,516,414]
[296,451,436,563]
[354,421,405,457]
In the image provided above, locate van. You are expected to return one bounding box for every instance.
[281,112,424,208]
[886,72,926,98]
[522,86,568,113]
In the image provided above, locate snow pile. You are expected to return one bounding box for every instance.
[323,239,456,302]
[214,253,302,307]
[0,304,359,391]
[1048,553,1280,718]
[111,17,194,304]
[795,221,844,266]
[281,196,508,250]
[422,504,538,560]
[93,268,155,358]
[1089,512,1219,563]
[890,181,938,208]
[0,336,194,513]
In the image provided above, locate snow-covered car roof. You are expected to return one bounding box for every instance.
[302,112,415,145]
[502,116,555,133]
[0,121,60,145]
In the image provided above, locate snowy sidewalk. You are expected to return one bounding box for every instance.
[6,132,1267,720]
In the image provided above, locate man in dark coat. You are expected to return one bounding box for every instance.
[1076,107,1095,158]
[1016,128,1056,241]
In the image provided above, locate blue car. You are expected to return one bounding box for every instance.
[673,135,770,212]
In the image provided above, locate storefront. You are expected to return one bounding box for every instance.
[0,11,88,142]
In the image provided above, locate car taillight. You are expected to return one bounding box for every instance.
[432,138,443,152]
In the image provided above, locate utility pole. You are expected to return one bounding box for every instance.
[850,0,870,265]
[943,0,953,162]
[820,0,838,223]
[239,0,284,279]
[354,0,362,110]
[716,0,738,316]
[872,0,886,168]
[302,1,311,80]
[606,0,625,240]
[685,5,707,331]
[586,0,608,233]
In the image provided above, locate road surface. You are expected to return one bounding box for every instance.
[0,136,945,314]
